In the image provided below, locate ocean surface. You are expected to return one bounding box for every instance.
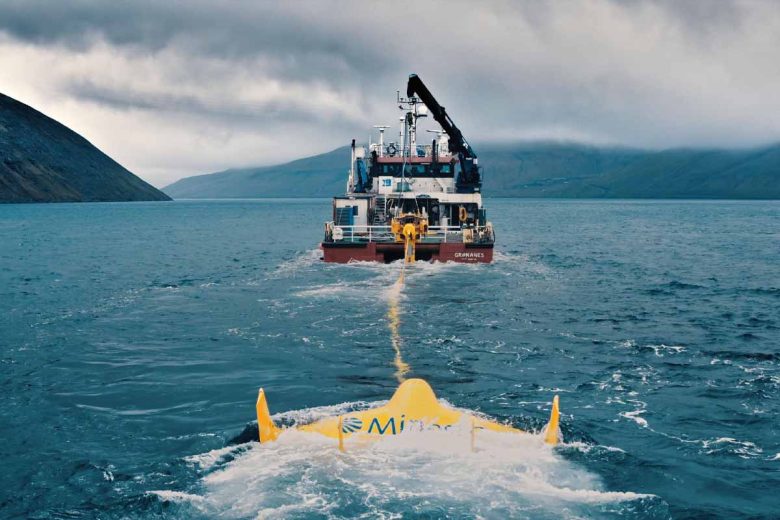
[1,198,778,519]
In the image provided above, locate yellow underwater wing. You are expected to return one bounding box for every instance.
[255,389,280,443]
[256,378,561,448]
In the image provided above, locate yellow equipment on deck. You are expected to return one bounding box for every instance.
[256,378,561,449]
[391,214,428,263]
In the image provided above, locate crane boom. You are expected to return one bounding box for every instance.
[406,74,481,192]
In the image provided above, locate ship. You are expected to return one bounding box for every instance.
[321,74,494,263]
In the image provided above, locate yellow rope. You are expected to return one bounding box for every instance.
[387,262,410,383]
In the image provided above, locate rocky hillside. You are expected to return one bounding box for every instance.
[0,93,170,203]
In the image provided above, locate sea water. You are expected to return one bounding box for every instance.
[0,199,777,519]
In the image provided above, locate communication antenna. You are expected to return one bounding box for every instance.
[373,125,390,157]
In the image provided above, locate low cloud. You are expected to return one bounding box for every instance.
[1,0,778,186]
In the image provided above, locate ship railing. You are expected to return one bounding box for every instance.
[427,225,464,243]
[327,223,471,243]
[368,143,449,159]
[341,225,393,242]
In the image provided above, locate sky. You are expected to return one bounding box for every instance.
[1,0,779,187]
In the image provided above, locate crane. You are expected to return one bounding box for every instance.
[406,74,481,193]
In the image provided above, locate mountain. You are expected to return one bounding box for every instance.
[0,93,170,203]
[164,142,780,200]
[482,142,780,199]
[164,147,351,199]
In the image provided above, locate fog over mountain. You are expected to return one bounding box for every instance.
[2,0,780,187]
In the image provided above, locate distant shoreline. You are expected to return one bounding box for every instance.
[6,197,778,206]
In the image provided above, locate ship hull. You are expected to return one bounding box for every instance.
[321,241,493,263]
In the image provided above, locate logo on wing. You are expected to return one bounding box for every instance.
[341,417,363,433]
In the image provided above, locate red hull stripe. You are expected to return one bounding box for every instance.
[321,242,493,263]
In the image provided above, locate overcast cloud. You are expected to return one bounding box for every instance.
[1,0,779,186]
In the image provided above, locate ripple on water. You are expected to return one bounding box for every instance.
[3,199,778,519]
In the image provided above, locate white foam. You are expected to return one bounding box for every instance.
[267,249,323,279]
[271,399,386,427]
[293,263,404,301]
[564,441,626,454]
[295,284,351,297]
[493,250,552,275]
[647,344,686,357]
[164,408,654,518]
[646,428,766,460]
[619,398,649,428]
[148,490,205,504]
[185,445,244,471]
[620,409,649,428]
[701,437,763,458]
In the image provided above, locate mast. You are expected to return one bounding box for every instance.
[347,139,356,194]
[373,125,389,157]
